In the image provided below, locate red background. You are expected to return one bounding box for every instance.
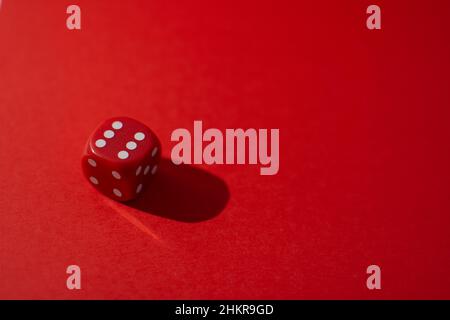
[1,0,450,299]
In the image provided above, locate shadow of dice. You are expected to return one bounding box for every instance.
[82,117,161,201]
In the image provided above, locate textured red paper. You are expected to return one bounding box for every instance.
[0,0,450,299]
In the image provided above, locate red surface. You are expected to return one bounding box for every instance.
[1,0,450,299]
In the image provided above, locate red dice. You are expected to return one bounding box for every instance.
[82,117,161,201]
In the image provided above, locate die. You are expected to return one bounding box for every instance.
[82,117,161,201]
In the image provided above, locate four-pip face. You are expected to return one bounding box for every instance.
[82,117,161,201]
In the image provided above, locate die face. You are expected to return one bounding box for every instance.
[82,117,161,201]
[89,117,156,164]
